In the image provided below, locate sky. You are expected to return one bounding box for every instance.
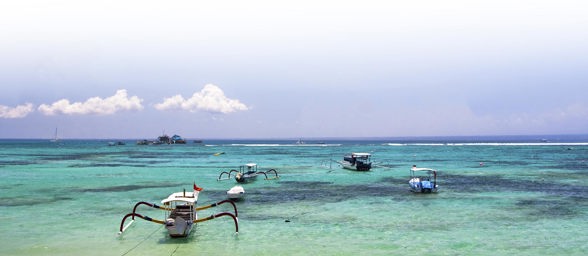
[1,0,588,139]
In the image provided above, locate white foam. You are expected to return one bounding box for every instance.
[225,143,342,147]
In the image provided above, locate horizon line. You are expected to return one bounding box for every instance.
[2,133,588,141]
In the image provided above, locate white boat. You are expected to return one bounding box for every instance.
[340,153,372,171]
[226,185,245,200]
[409,166,439,193]
[118,184,239,238]
[50,128,59,142]
[161,190,198,237]
[235,163,260,183]
[217,163,279,183]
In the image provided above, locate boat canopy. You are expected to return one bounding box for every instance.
[245,163,257,168]
[161,191,199,204]
[352,153,371,157]
[411,167,436,172]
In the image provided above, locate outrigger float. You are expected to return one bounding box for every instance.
[118,184,239,238]
[217,163,279,183]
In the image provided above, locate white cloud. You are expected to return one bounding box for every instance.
[547,103,588,121]
[155,84,249,114]
[0,103,34,118]
[38,89,143,115]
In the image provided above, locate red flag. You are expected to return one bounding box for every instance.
[194,183,203,191]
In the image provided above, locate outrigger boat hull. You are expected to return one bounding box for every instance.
[235,172,258,183]
[341,162,372,171]
[166,216,193,237]
[340,153,373,171]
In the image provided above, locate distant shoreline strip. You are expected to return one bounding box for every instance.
[385,143,588,146]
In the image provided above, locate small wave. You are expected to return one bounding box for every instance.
[390,143,448,146]
[384,143,449,146]
[385,143,405,146]
[223,143,342,147]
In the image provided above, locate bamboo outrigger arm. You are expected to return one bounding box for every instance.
[196,199,238,217]
[131,201,173,219]
[119,213,165,234]
[118,211,239,235]
[195,212,239,234]
[129,199,237,219]
[118,199,239,235]
[218,169,239,181]
[257,169,280,180]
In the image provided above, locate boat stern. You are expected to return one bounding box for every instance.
[165,216,193,237]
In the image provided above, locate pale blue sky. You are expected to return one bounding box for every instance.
[1,0,587,139]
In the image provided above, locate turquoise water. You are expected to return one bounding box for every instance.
[1,137,587,255]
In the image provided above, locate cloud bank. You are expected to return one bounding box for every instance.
[155,84,249,114]
[0,103,34,119]
[37,89,143,115]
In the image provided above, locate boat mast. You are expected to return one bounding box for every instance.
[51,127,59,142]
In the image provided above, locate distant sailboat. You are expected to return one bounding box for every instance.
[50,128,59,142]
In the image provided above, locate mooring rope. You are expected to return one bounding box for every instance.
[169,243,182,256]
[120,225,162,256]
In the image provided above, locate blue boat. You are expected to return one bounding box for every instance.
[171,134,186,144]
[409,165,439,193]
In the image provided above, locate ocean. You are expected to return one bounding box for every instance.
[1,135,587,255]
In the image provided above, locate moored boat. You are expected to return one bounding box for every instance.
[409,165,439,193]
[235,163,259,183]
[50,128,59,142]
[118,183,239,238]
[108,141,126,146]
[171,134,186,144]
[156,134,171,144]
[340,153,372,171]
[226,185,245,200]
[217,163,280,183]
[136,133,187,145]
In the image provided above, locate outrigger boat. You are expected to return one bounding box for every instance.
[340,153,372,171]
[409,165,439,193]
[217,163,279,183]
[118,184,239,238]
